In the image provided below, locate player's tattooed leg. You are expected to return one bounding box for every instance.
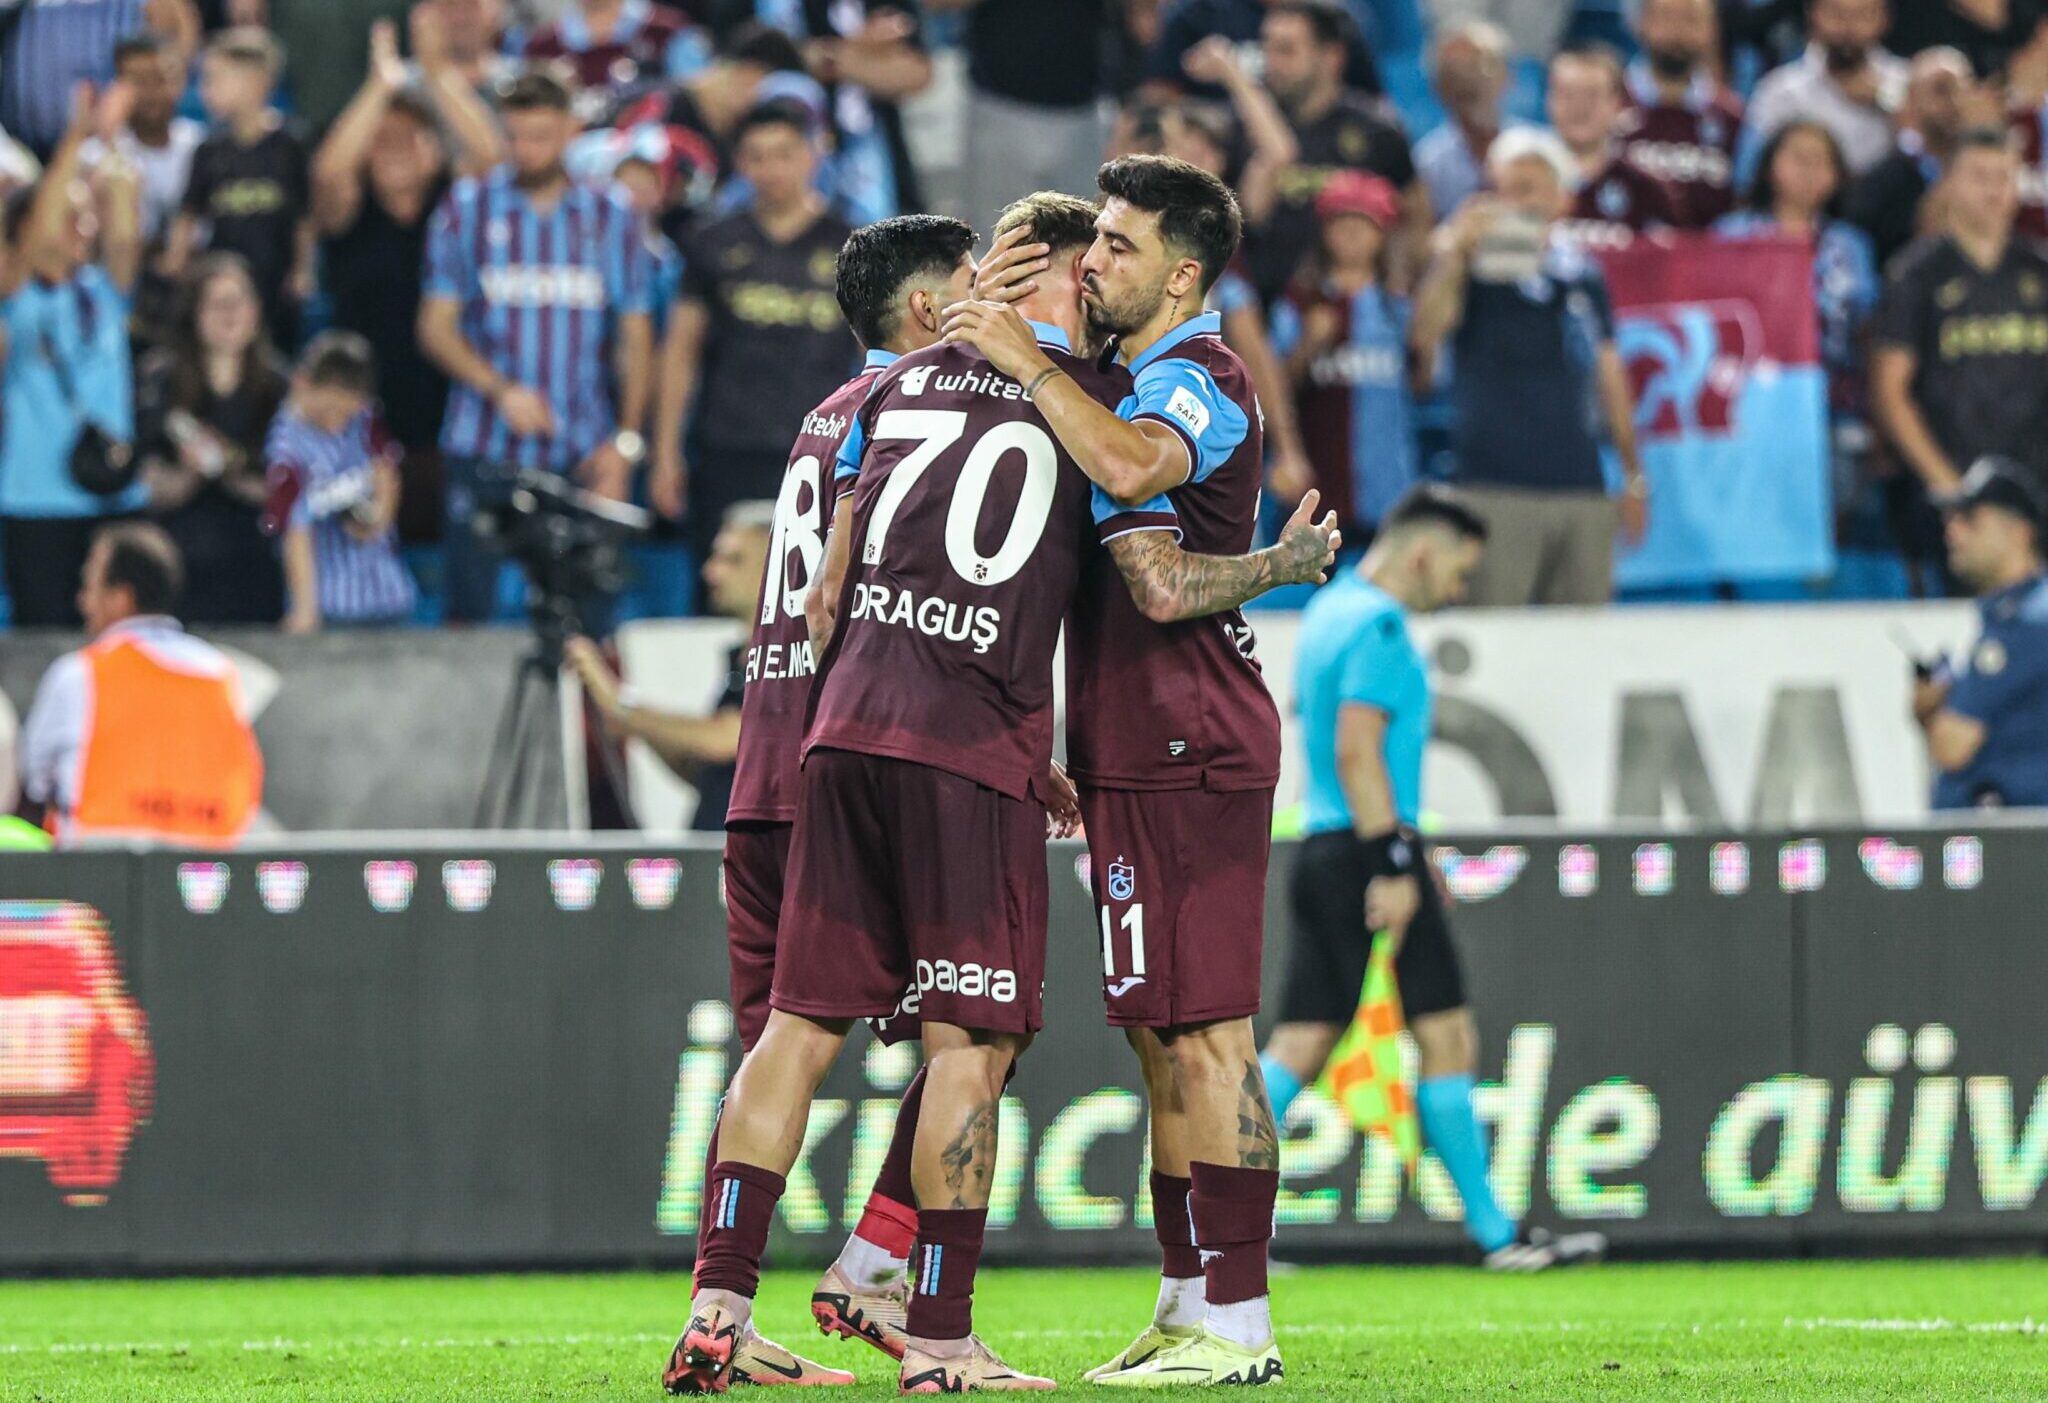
[939,1095,1001,1208]
[1235,1060,1280,1171]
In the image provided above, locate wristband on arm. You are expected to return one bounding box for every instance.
[1360,824,1422,880]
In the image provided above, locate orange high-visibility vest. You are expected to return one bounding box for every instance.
[63,635,262,847]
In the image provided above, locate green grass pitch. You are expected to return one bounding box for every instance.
[3,1261,2044,1400]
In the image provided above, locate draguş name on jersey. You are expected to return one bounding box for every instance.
[847,581,1002,654]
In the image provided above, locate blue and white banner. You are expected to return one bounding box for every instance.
[1606,235,1833,589]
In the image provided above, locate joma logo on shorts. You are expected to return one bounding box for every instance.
[916,959,1019,1003]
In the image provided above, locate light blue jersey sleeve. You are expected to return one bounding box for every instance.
[1089,474,1181,540]
[831,411,868,499]
[1091,358,1250,538]
[1128,356,1250,486]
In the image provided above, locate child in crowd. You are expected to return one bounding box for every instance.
[265,332,417,632]
[1269,170,1422,549]
[167,27,313,349]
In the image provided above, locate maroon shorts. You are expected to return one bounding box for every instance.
[773,748,1048,1036]
[721,823,790,1052]
[1081,785,1273,1029]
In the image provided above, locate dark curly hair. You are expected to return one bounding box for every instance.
[835,214,978,349]
[1096,154,1243,294]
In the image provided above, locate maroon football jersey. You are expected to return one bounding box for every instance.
[725,358,891,825]
[1619,79,1744,230]
[2014,101,2048,245]
[804,327,1129,801]
[1561,154,1683,250]
[1065,314,1283,794]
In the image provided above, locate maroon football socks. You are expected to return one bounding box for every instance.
[694,1104,724,1274]
[1151,1170,1203,1281]
[906,1207,987,1340]
[696,1160,785,1298]
[856,1066,927,1259]
[1189,1162,1278,1306]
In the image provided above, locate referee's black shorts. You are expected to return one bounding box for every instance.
[1278,829,1468,1026]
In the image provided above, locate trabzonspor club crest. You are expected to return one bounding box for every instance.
[1615,299,1765,438]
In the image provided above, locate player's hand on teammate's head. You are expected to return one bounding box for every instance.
[973,222,1050,306]
[939,297,1001,338]
[942,299,1050,380]
[1275,489,1342,585]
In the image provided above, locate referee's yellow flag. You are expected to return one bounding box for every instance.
[1316,930,1420,1171]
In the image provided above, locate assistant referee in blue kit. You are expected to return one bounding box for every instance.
[1256,484,1604,1270]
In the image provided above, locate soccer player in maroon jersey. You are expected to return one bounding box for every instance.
[1620,0,1744,229]
[668,195,1335,1396]
[654,215,986,1394]
[1549,44,1683,248]
[945,155,1300,1386]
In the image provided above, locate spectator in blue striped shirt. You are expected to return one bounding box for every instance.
[417,68,659,624]
[0,0,196,160]
[266,332,419,631]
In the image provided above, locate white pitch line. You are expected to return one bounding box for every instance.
[5,1317,2042,1360]
[1788,1317,2047,1335]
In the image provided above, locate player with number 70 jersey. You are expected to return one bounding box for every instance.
[744,318,1127,1393]
[799,324,1131,809]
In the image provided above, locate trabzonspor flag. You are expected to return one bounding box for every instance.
[1604,235,1832,589]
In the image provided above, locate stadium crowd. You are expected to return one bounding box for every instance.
[1,0,2047,627]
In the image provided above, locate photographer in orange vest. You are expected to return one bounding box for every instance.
[17,522,262,847]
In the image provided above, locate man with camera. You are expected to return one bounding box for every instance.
[417,68,658,625]
[1409,127,1646,607]
[1914,457,2048,811]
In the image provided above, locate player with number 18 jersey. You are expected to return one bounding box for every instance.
[720,348,897,1051]
[774,322,1131,1037]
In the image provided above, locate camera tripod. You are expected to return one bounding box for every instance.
[473,593,635,830]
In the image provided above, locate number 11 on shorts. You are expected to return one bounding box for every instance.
[1100,903,1147,993]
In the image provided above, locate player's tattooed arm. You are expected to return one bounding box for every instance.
[1236,1060,1281,1171]
[1108,490,1340,623]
